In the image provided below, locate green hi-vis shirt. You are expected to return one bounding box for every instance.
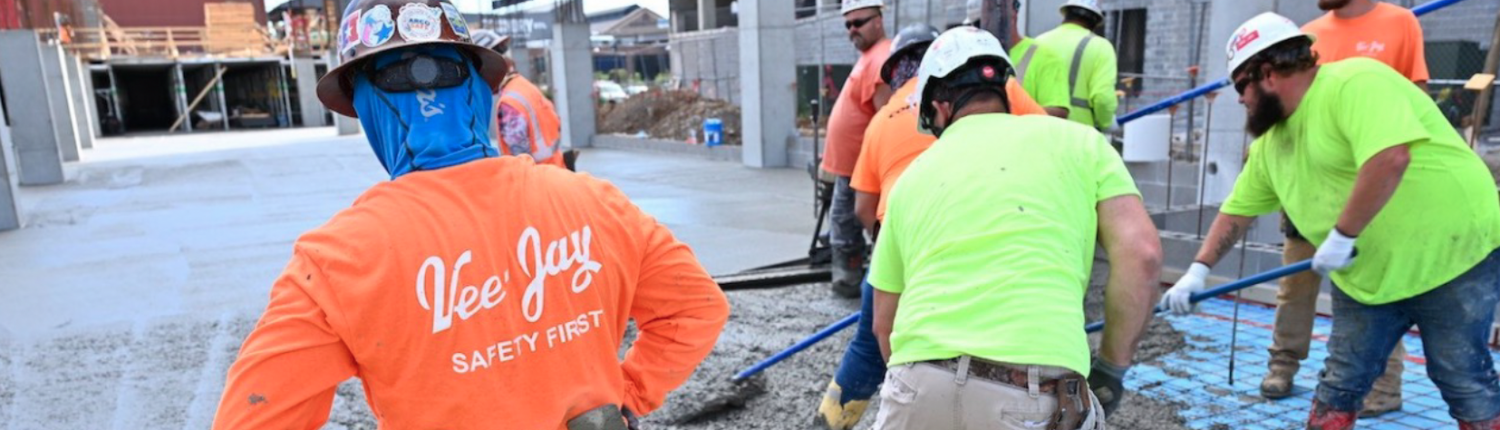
[1035,23,1119,130]
[1221,58,1500,304]
[869,114,1139,375]
[1010,37,1070,112]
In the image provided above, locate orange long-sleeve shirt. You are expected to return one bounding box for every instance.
[212,156,730,429]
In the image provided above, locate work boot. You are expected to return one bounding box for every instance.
[1308,400,1357,430]
[1260,351,1300,399]
[829,248,864,298]
[1460,415,1500,430]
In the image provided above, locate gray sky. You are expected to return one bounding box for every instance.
[263,0,668,16]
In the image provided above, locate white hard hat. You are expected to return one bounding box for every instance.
[1059,0,1102,18]
[1226,12,1315,77]
[841,0,883,15]
[470,29,511,53]
[912,26,1014,136]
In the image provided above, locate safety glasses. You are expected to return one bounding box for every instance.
[365,54,471,93]
[1233,70,1262,95]
[845,15,877,30]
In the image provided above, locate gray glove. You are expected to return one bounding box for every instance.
[1088,358,1130,416]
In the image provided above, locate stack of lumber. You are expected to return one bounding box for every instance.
[204,2,262,54]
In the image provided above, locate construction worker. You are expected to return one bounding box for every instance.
[868,27,1162,429]
[981,0,1071,118]
[1035,0,1118,131]
[1161,13,1500,430]
[211,1,730,428]
[815,23,1051,430]
[822,0,893,298]
[1254,0,1433,415]
[471,29,569,170]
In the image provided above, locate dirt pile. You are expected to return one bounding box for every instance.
[598,91,742,145]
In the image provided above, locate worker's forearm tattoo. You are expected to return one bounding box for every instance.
[1211,222,1245,260]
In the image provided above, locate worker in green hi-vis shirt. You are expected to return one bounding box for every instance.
[1035,0,1118,131]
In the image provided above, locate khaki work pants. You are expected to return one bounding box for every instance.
[1273,236,1404,400]
[873,360,1105,430]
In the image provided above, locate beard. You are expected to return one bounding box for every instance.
[1245,91,1287,138]
[1318,0,1351,11]
[852,34,872,52]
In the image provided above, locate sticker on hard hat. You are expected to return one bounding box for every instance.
[441,3,471,40]
[1232,29,1260,53]
[399,3,443,42]
[340,10,362,54]
[982,65,995,79]
[360,5,395,48]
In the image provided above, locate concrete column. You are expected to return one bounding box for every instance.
[550,21,596,149]
[697,0,717,31]
[737,0,794,168]
[293,57,326,127]
[67,54,95,149]
[80,61,102,139]
[41,43,81,161]
[0,79,21,231]
[0,31,65,185]
[1199,0,1273,204]
[511,48,534,82]
[325,54,360,135]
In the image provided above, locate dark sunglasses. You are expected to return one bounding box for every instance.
[1232,71,1262,95]
[845,15,878,30]
[364,54,471,93]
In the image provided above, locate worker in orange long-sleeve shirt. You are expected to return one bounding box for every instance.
[210,1,729,429]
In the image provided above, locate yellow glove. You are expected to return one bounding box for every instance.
[816,380,871,430]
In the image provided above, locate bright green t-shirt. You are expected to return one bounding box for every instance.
[869,114,1140,375]
[1010,38,1070,112]
[1222,58,1500,304]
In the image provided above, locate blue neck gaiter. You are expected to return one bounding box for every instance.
[352,45,496,179]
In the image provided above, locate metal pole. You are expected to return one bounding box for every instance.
[1196,91,1219,238]
[1228,219,1252,385]
[1164,105,1179,210]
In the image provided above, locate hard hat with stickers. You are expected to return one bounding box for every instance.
[1225,12,1316,77]
[317,0,509,118]
[911,26,1014,136]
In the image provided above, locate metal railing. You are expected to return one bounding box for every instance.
[1116,0,1471,126]
[36,26,282,60]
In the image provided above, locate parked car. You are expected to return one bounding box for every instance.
[594,81,629,103]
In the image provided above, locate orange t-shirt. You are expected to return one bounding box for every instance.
[212,157,730,430]
[1303,2,1429,83]
[821,38,893,177]
[851,78,1047,221]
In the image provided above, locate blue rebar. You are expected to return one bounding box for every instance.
[1084,259,1311,333]
[1115,0,1464,126]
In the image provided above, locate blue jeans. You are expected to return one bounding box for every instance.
[1315,248,1500,422]
[833,277,885,403]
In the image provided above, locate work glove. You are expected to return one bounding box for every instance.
[1159,262,1210,315]
[1313,228,1357,275]
[1088,357,1130,417]
[816,380,872,430]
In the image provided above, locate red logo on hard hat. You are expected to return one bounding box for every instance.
[1233,30,1260,52]
[982,66,996,79]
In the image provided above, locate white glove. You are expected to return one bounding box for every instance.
[1160,263,1210,315]
[1313,228,1357,275]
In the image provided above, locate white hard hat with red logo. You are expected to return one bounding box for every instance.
[1059,0,1103,19]
[841,0,883,15]
[1226,12,1316,77]
[912,26,1014,135]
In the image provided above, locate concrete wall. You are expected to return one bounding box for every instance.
[67,55,95,150]
[292,58,326,127]
[40,44,81,162]
[0,31,65,186]
[0,80,20,231]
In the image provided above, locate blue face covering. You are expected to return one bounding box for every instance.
[352,45,496,179]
